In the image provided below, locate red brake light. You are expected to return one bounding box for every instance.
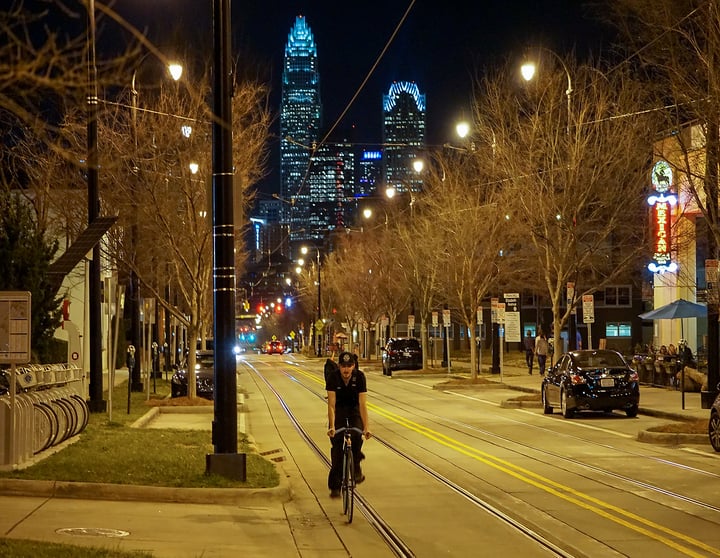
[570,374,587,385]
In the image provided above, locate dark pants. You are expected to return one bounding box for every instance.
[525,350,534,371]
[537,354,547,375]
[328,415,364,490]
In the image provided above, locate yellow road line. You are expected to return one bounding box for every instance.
[370,403,717,558]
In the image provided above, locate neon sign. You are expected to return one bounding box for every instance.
[647,160,677,273]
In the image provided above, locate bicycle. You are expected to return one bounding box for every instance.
[334,419,365,523]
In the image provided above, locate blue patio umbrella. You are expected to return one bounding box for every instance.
[639,298,707,341]
[639,299,707,321]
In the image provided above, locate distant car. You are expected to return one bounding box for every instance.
[709,389,720,451]
[541,349,640,418]
[266,340,285,355]
[382,338,422,375]
[171,350,215,399]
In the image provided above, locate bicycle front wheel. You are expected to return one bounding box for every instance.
[342,449,355,522]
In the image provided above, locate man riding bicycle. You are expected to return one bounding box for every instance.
[326,351,371,498]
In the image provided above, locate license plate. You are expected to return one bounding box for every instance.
[403,352,411,357]
[600,378,614,388]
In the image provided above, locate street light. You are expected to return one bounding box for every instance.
[129,58,183,393]
[521,49,573,136]
[522,49,577,350]
[301,245,322,357]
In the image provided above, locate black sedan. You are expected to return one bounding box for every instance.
[171,350,215,399]
[709,388,720,451]
[541,349,640,418]
[382,337,422,375]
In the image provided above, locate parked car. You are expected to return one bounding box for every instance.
[267,340,285,355]
[171,350,215,399]
[709,388,720,451]
[382,337,422,375]
[541,349,640,418]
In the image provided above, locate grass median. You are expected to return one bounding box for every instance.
[0,378,279,488]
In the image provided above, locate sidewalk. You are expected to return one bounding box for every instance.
[389,356,710,422]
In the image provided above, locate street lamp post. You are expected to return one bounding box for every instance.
[301,246,322,357]
[129,60,183,392]
[521,49,577,350]
[206,0,244,479]
[85,0,105,413]
[521,50,573,136]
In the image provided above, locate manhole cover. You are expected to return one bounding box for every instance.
[56,527,130,538]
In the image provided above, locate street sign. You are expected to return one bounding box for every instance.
[582,294,595,324]
[476,306,483,325]
[315,319,324,332]
[491,297,499,323]
[503,293,521,342]
[408,315,415,331]
[442,309,451,327]
[432,311,438,327]
[497,302,505,324]
[567,282,576,315]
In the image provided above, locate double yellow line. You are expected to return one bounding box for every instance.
[369,403,718,558]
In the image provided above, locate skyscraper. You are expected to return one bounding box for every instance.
[280,16,322,243]
[382,81,426,193]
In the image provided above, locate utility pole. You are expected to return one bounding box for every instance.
[86,0,105,413]
[206,0,245,480]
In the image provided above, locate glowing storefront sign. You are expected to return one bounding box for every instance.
[647,160,678,273]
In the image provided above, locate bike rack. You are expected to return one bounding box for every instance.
[0,363,87,469]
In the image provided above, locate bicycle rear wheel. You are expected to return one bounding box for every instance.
[342,449,355,522]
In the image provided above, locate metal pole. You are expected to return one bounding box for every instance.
[86,0,105,413]
[316,251,322,357]
[208,0,240,471]
[129,72,143,392]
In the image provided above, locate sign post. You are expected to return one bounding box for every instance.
[443,308,451,375]
[497,302,505,381]
[582,294,595,350]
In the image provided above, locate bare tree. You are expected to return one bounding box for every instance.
[477,57,654,349]
[413,147,507,378]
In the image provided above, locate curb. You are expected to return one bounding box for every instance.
[0,474,291,505]
[636,430,707,445]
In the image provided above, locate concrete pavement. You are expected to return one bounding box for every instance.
[0,355,714,556]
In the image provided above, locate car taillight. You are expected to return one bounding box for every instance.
[570,374,587,385]
[628,370,639,381]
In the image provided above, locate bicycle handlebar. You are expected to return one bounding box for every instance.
[334,426,364,436]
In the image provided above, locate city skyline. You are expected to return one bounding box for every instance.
[113,1,613,196]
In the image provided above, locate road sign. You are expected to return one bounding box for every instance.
[476,306,483,325]
[503,293,521,342]
[442,309,451,327]
[408,315,415,330]
[582,295,595,324]
[315,319,324,332]
[491,297,499,323]
[432,311,438,327]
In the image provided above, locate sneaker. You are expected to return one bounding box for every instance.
[330,489,341,498]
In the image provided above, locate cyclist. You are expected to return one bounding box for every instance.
[326,351,371,498]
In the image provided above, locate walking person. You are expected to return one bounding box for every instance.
[535,331,549,375]
[326,351,371,498]
[523,330,535,374]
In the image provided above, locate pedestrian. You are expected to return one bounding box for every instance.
[325,351,371,498]
[523,330,535,374]
[535,331,549,375]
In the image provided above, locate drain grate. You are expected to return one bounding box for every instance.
[56,527,130,538]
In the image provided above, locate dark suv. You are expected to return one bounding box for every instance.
[382,338,422,375]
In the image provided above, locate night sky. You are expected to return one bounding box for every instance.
[84,1,615,193]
